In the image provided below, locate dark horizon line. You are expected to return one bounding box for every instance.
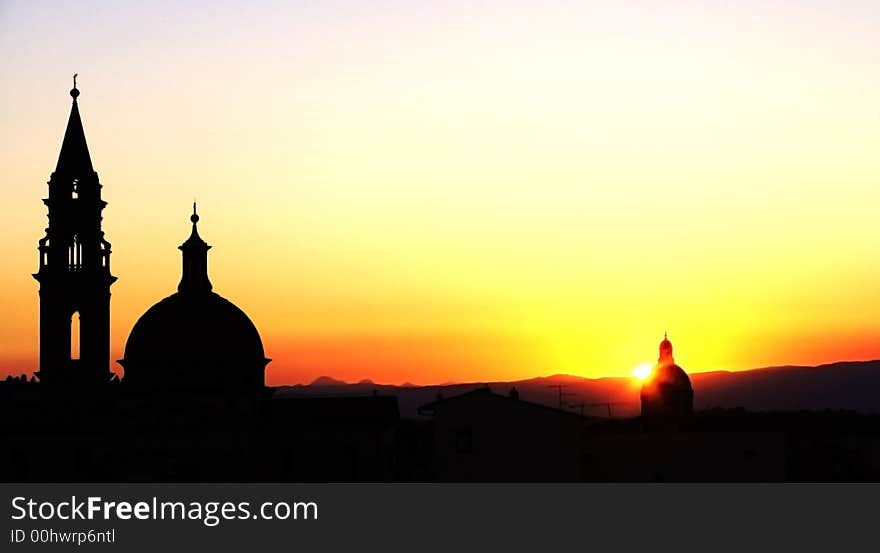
[4,355,878,387]
[268,356,880,389]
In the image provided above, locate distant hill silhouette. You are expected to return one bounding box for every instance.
[691,360,880,413]
[277,360,880,418]
[309,376,348,386]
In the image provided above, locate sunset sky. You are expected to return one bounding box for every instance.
[1,1,879,385]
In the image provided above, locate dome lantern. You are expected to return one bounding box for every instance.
[658,331,673,365]
[178,202,212,293]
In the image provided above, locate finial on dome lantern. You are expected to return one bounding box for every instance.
[70,73,80,100]
[183,202,206,244]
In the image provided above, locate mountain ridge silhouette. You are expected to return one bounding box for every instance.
[277,359,880,418]
[308,375,348,386]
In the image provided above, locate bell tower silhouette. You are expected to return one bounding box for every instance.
[33,76,116,386]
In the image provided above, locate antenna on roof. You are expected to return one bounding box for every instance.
[547,384,575,410]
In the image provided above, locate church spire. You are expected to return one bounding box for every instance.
[178,203,213,293]
[34,77,115,387]
[55,74,93,176]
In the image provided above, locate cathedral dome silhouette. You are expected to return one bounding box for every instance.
[653,335,690,389]
[119,205,269,391]
[640,333,693,417]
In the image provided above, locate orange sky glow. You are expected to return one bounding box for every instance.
[1,2,879,385]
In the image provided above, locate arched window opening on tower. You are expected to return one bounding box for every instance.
[70,311,80,361]
[69,235,82,270]
[38,237,49,268]
[72,178,79,199]
[100,240,110,268]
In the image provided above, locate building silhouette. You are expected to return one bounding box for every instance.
[33,78,116,387]
[640,333,694,417]
[417,386,585,480]
[119,205,270,392]
[0,80,401,482]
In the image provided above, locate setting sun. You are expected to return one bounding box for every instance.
[632,363,653,381]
